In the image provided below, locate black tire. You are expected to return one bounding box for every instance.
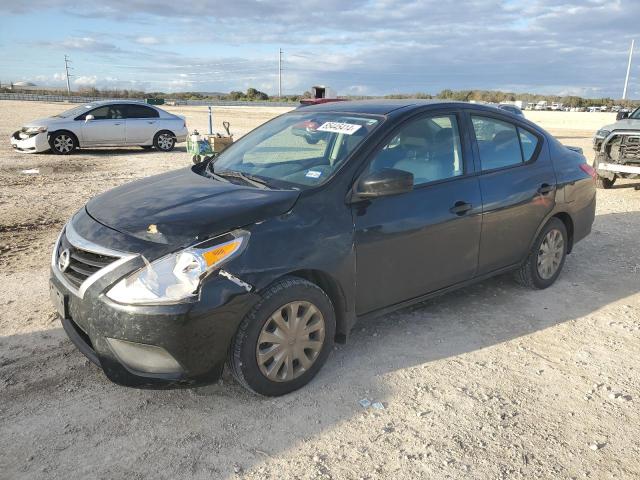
[229,276,336,396]
[596,175,615,189]
[49,131,77,155]
[153,131,176,152]
[515,217,568,289]
[140,145,153,150]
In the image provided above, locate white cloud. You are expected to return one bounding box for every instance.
[135,36,160,45]
[74,75,98,87]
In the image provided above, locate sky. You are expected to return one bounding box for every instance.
[1,0,638,98]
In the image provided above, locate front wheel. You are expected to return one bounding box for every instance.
[515,217,568,289]
[50,132,77,155]
[228,277,335,396]
[153,131,176,152]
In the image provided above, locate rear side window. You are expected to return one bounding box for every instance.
[126,105,159,118]
[519,128,538,161]
[471,116,539,171]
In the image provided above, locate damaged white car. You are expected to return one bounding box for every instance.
[10,100,188,155]
[593,107,640,188]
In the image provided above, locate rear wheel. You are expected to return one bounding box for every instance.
[229,277,335,396]
[515,217,567,289]
[50,132,77,155]
[153,131,176,152]
[596,175,615,189]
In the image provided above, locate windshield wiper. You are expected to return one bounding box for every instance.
[211,167,270,189]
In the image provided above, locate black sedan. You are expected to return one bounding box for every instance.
[50,100,596,396]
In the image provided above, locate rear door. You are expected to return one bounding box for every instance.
[468,112,556,274]
[353,110,482,314]
[125,104,160,144]
[78,104,126,145]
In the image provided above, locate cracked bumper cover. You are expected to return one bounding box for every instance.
[50,261,260,388]
[10,130,50,153]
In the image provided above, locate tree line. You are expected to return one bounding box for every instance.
[1,85,638,107]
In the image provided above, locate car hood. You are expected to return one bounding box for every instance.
[86,167,300,247]
[600,118,640,132]
[22,117,69,129]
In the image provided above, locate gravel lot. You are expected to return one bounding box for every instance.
[0,101,639,479]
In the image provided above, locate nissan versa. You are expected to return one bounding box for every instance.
[50,100,596,396]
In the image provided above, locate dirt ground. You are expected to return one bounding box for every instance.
[0,100,639,480]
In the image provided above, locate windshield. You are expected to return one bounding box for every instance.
[630,107,640,120]
[53,104,96,118]
[210,112,381,189]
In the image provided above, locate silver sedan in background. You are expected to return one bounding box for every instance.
[10,100,188,154]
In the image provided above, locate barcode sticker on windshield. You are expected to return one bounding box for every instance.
[317,122,362,135]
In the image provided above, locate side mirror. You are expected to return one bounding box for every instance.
[356,168,414,199]
[85,114,95,123]
[616,111,629,121]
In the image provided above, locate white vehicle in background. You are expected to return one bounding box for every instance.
[534,101,548,111]
[10,100,188,154]
[550,102,564,111]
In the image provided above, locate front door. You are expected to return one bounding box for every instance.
[353,112,482,315]
[79,104,126,145]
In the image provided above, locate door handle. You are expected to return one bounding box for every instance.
[450,201,472,216]
[538,183,554,195]
[114,123,121,126]
[147,121,156,124]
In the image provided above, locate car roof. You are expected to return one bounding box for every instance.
[88,100,155,106]
[299,99,468,115]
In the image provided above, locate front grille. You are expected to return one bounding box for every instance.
[621,143,640,162]
[56,233,119,288]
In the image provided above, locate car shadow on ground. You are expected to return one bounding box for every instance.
[77,145,188,156]
[1,211,639,478]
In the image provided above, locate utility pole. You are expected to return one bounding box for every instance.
[623,39,634,100]
[278,48,282,98]
[64,55,73,96]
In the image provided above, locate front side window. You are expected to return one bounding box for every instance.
[367,114,464,185]
[211,113,380,189]
[80,105,126,120]
[472,116,539,171]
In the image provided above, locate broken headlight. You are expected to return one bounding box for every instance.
[23,126,48,134]
[106,230,249,305]
[595,129,610,139]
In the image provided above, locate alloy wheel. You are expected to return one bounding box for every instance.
[256,301,326,382]
[537,228,564,279]
[53,135,74,153]
[157,134,174,151]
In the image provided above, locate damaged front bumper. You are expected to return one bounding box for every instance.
[594,130,640,177]
[10,129,51,153]
[50,221,260,388]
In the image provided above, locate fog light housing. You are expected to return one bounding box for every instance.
[106,338,183,374]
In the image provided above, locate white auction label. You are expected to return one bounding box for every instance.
[317,122,362,135]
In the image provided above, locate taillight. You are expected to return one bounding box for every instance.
[579,163,597,180]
